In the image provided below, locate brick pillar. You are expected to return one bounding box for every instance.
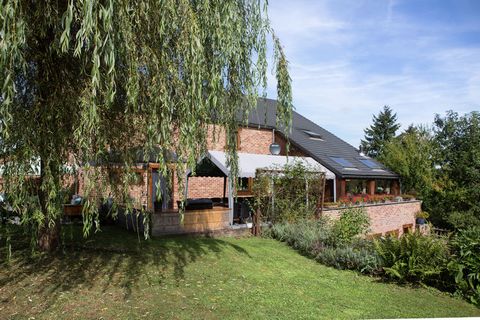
[391,180,400,195]
[367,180,376,195]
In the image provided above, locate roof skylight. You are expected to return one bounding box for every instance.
[359,159,381,169]
[330,157,355,168]
[303,130,324,141]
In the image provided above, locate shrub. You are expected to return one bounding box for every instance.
[267,213,379,274]
[315,239,383,274]
[375,232,450,284]
[447,210,480,230]
[331,207,370,246]
[448,227,480,305]
[268,218,332,256]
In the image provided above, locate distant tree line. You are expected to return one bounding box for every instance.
[362,107,480,230]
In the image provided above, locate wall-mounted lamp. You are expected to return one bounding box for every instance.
[269,129,281,155]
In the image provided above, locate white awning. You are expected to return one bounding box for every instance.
[206,150,335,179]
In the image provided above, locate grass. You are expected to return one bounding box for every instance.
[0,225,479,319]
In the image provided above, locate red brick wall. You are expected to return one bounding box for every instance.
[186,127,306,201]
[238,127,274,154]
[187,177,226,199]
[323,201,421,236]
[205,125,304,156]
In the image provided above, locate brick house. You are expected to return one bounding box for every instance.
[78,98,420,236]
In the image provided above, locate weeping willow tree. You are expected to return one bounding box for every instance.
[0,0,292,250]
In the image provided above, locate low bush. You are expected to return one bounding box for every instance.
[268,218,332,256]
[331,207,370,246]
[375,232,450,285]
[314,239,383,274]
[448,227,480,305]
[266,209,378,274]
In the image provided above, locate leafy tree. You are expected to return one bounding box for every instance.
[361,105,400,158]
[0,1,292,250]
[379,125,435,195]
[425,111,480,229]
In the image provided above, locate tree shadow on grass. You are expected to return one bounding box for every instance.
[0,225,251,317]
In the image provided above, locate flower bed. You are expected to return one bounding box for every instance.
[325,194,417,208]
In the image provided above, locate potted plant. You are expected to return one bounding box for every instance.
[383,195,393,203]
[401,194,416,201]
[394,196,403,202]
[338,197,350,208]
[415,211,429,225]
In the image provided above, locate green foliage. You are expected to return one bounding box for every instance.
[379,125,435,195]
[426,111,480,229]
[0,0,292,246]
[361,105,401,158]
[416,211,430,219]
[267,213,378,274]
[375,232,450,284]
[315,239,383,274]
[376,110,480,231]
[332,207,370,246]
[448,227,480,305]
[253,161,325,223]
[268,218,332,255]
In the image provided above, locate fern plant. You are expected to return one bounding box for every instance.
[448,227,480,305]
[375,232,450,283]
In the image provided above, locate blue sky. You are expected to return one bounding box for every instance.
[266,0,480,147]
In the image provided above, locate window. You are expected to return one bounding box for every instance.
[385,229,399,238]
[359,159,381,168]
[346,179,367,194]
[303,130,324,141]
[403,224,413,234]
[375,179,392,194]
[237,177,253,195]
[330,157,355,168]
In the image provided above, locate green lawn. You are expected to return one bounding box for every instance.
[1,225,478,319]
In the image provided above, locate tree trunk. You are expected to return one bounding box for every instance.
[37,158,61,251]
[38,222,60,251]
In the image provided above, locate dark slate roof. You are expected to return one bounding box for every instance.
[245,98,399,179]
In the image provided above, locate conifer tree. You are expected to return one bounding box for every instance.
[361,106,400,158]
